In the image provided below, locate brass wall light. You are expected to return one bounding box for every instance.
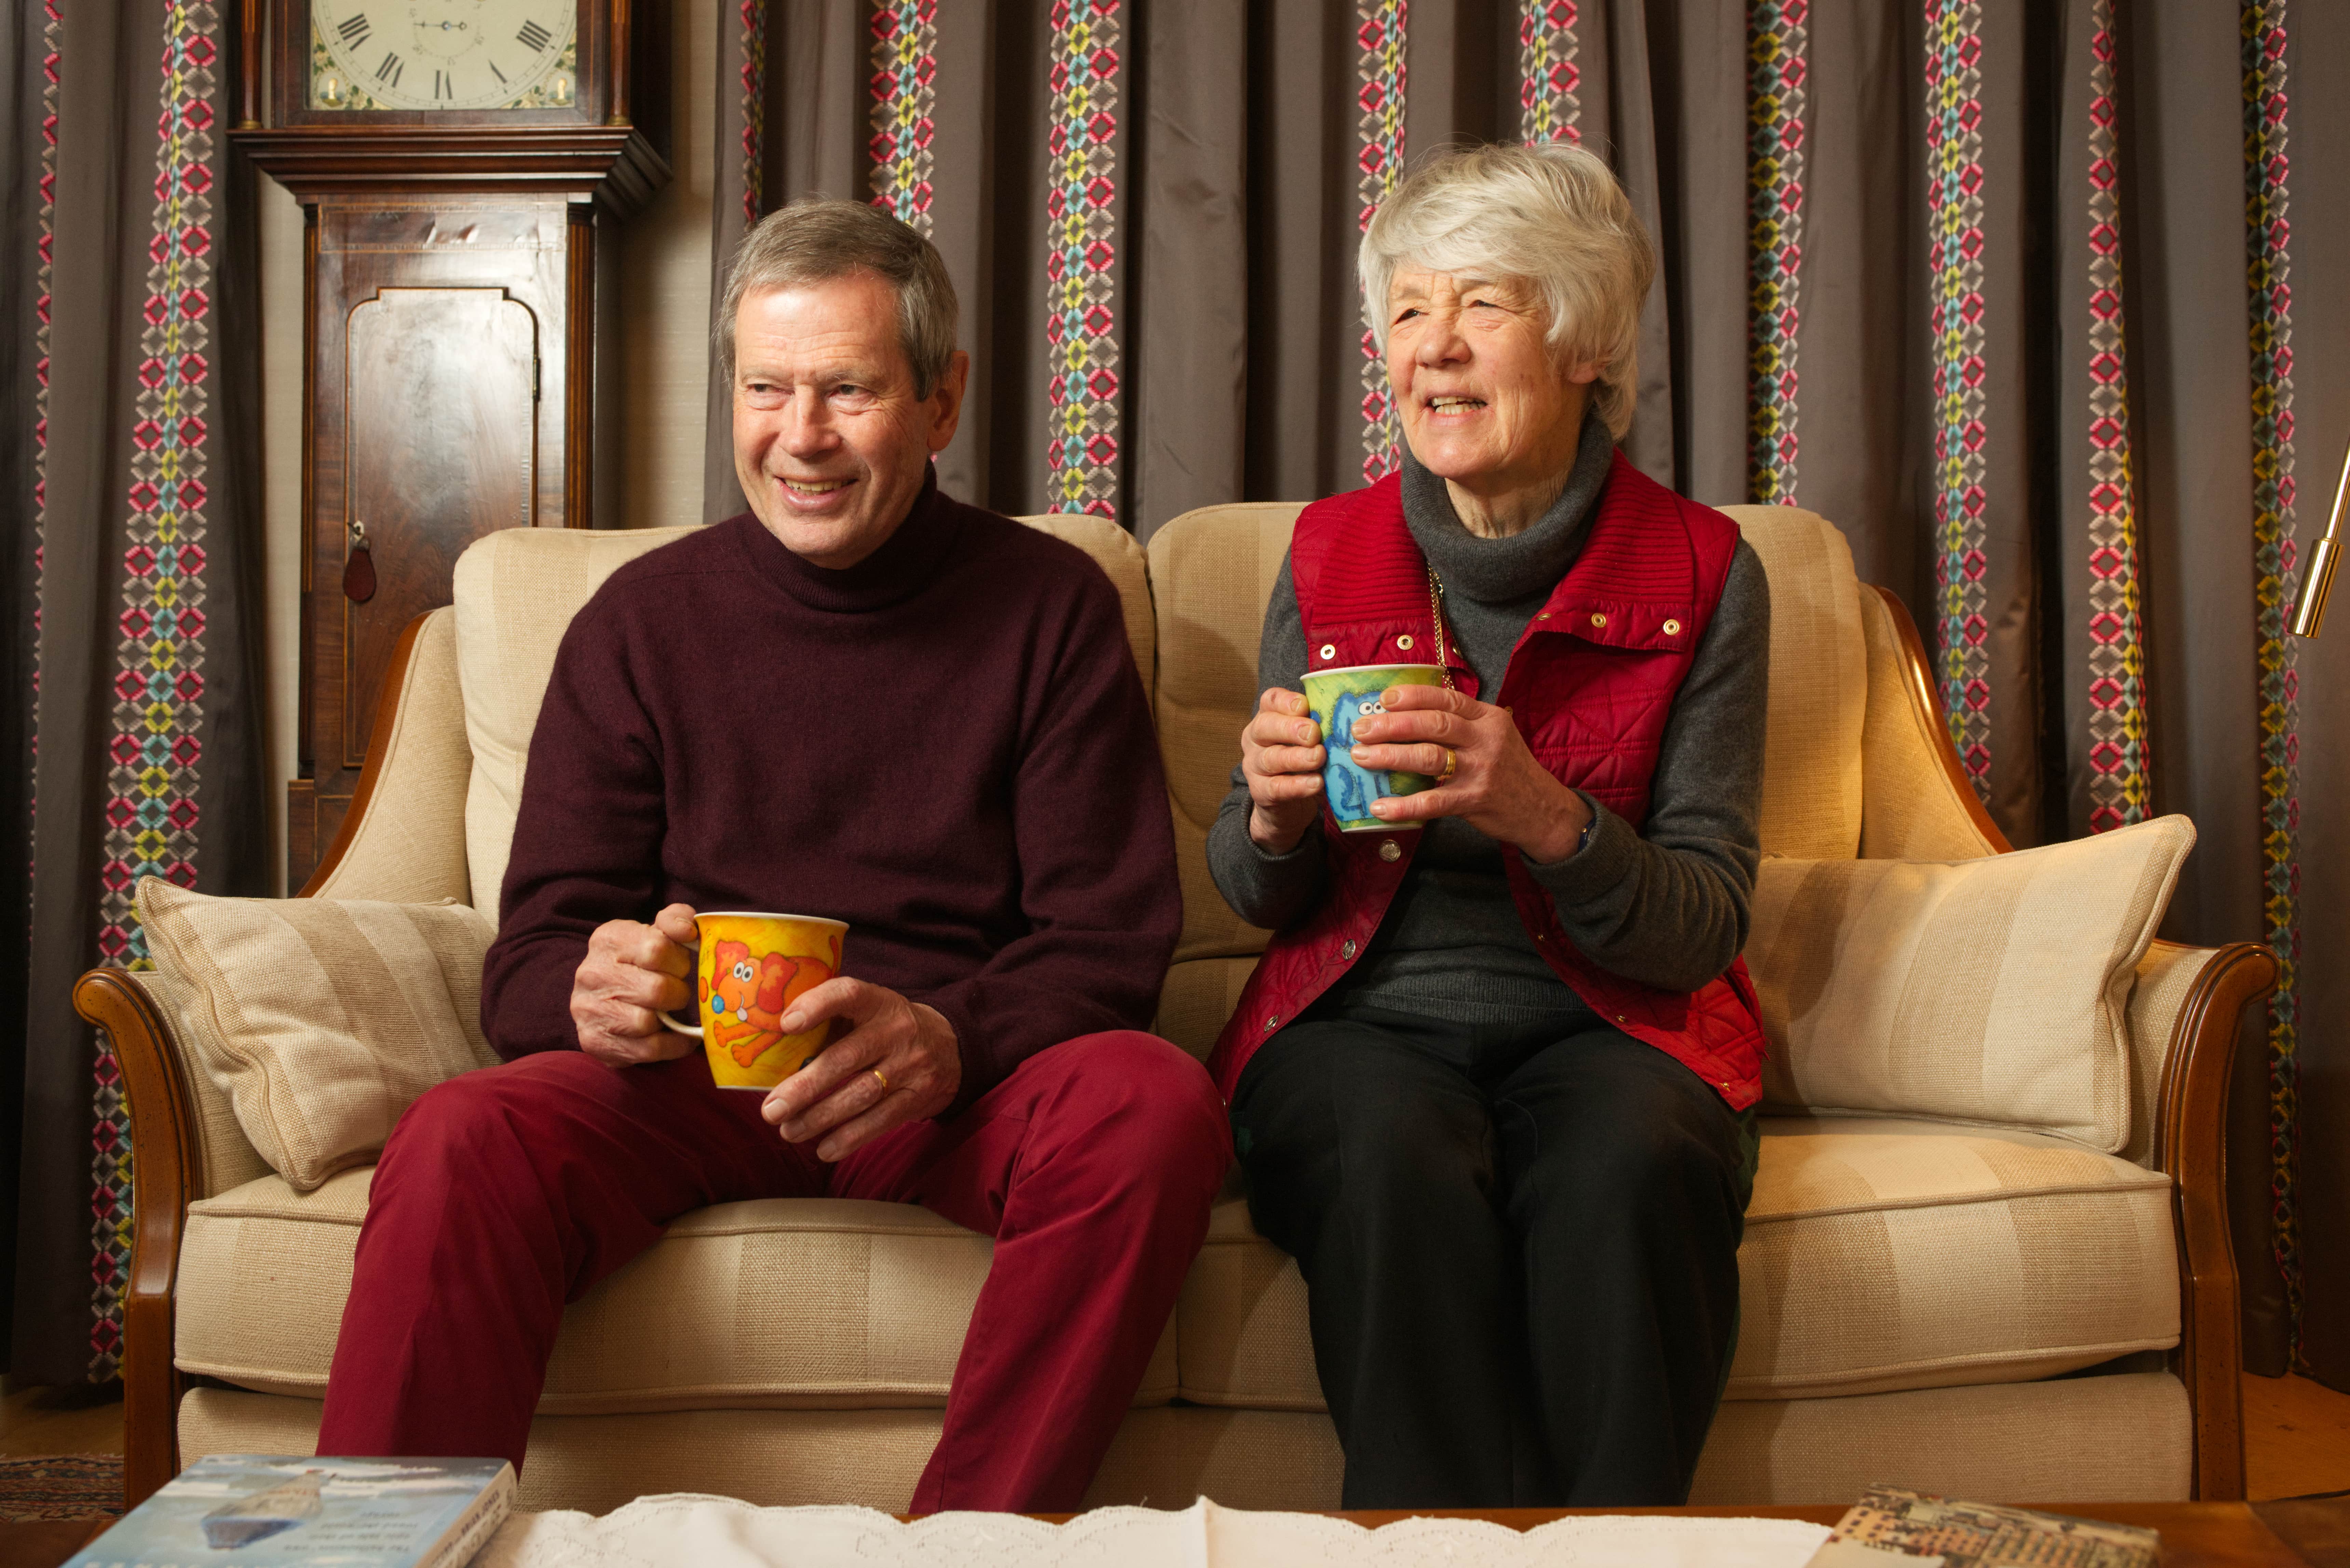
[2291,442,2350,637]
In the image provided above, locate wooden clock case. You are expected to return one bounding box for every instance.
[232,1,670,888]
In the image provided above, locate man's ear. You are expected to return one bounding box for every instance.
[926,350,971,454]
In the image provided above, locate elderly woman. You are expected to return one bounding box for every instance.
[1205,142,1770,1508]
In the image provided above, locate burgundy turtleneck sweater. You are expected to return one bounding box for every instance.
[480,475,1180,1111]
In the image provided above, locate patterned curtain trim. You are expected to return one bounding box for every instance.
[2083,0,2147,833]
[738,0,766,226]
[1357,0,1408,485]
[33,1,58,739]
[91,0,226,1379]
[1042,0,1123,518]
[1518,0,1580,145]
[868,0,938,232]
[1924,0,1992,797]
[1747,1,1808,506]
[2242,0,2301,1359]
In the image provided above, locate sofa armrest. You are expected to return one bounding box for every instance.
[2130,938,2277,1502]
[73,966,204,1509]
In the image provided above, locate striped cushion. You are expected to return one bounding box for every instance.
[1744,815,2195,1151]
[173,1172,1180,1413]
[1174,1118,2177,1408]
[136,880,499,1191]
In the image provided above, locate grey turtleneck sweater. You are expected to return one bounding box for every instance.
[1204,413,1771,1023]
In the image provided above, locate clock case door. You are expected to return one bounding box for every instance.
[264,0,625,128]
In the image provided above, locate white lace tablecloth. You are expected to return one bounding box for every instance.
[476,1495,1832,1567]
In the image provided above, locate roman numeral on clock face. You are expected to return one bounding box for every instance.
[432,69,453,100]
[336,12,369,45]
[517,19,552,52]
[375,50,402,86]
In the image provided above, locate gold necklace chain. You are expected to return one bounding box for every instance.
[1426,565,1457,691]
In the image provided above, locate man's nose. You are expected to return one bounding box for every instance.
[780,389,837,456]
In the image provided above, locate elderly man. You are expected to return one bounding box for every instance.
[314,198,1228,1513]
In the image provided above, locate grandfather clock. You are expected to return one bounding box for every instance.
[235,0,669,888]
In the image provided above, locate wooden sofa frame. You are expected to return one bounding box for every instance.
[76,587,2277,1511]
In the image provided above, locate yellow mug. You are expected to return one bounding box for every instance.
[661,911,850,1090]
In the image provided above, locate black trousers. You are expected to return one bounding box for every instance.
[1231,996,1758,1509]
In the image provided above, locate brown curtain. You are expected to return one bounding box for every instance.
[705,0,2347,1386]
[3,0,270,1384]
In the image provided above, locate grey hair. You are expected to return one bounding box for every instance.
[1359,141,1656,439]
[715,196,959,397]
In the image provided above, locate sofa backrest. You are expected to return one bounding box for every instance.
[447,514,1151,917]
[1142,500,1879,969]
[1714,504,1869,862]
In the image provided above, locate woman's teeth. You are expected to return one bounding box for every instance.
[1429,396,1484,411]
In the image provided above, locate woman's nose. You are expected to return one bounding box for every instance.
[1415,314,1466,363]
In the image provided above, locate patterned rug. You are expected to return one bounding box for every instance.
[0,1455,122,1521]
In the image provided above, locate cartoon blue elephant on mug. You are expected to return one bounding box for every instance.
[1317,687,1401,825]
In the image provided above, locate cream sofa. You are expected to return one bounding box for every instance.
[80,503,2273,1516]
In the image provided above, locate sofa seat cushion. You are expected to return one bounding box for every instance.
[176,1171,1177,1413]
[1174,1117,2178,1408]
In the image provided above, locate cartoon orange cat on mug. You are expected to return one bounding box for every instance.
[707,940,837,1067]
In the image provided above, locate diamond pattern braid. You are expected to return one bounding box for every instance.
[1747,0,1808,506]
[92,0,223,1380]
[1923,0,1991,799]
[739,0,765,225]
[867,0,937,232]
[1043,0,1123,519]
[32,1,59,775]
[1357,0,1408,485]
[2083,0,2147,835]
[1518,0,1579,145]
[2242,0,2300,1358]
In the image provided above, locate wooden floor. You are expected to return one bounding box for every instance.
[5,1372,2349,1500]
[0,1381,123,1461]
[2243,1370,2350,1500]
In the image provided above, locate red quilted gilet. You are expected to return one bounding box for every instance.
[1207,452,1768,1109]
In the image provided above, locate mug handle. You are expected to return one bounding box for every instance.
[659,925,703,1036]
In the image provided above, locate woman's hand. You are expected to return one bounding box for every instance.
[1350,685,1592,862]
[1240,687,1327,855]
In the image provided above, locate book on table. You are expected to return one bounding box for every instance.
[1804,1484,2160,1567]
[65,1454,513,1568]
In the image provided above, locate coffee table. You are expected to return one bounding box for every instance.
[1029,1501,2348,1566]
[14,1498,2343,1567]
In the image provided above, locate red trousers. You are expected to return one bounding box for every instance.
[315,1031,1230,1511]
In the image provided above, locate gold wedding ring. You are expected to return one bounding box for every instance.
[1437,747,1458,783]
[871,1068,889,1093]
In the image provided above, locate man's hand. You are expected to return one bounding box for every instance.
[1240,686,1326,855]
[1349,684,1592,863]
[571,903,700,1067]
[761,979,961,1161]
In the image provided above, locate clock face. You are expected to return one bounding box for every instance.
[309,0,578,113]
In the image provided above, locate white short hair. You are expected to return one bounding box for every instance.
[1360,142,1656,439]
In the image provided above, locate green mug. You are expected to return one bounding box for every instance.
[1300,663,1445,832]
